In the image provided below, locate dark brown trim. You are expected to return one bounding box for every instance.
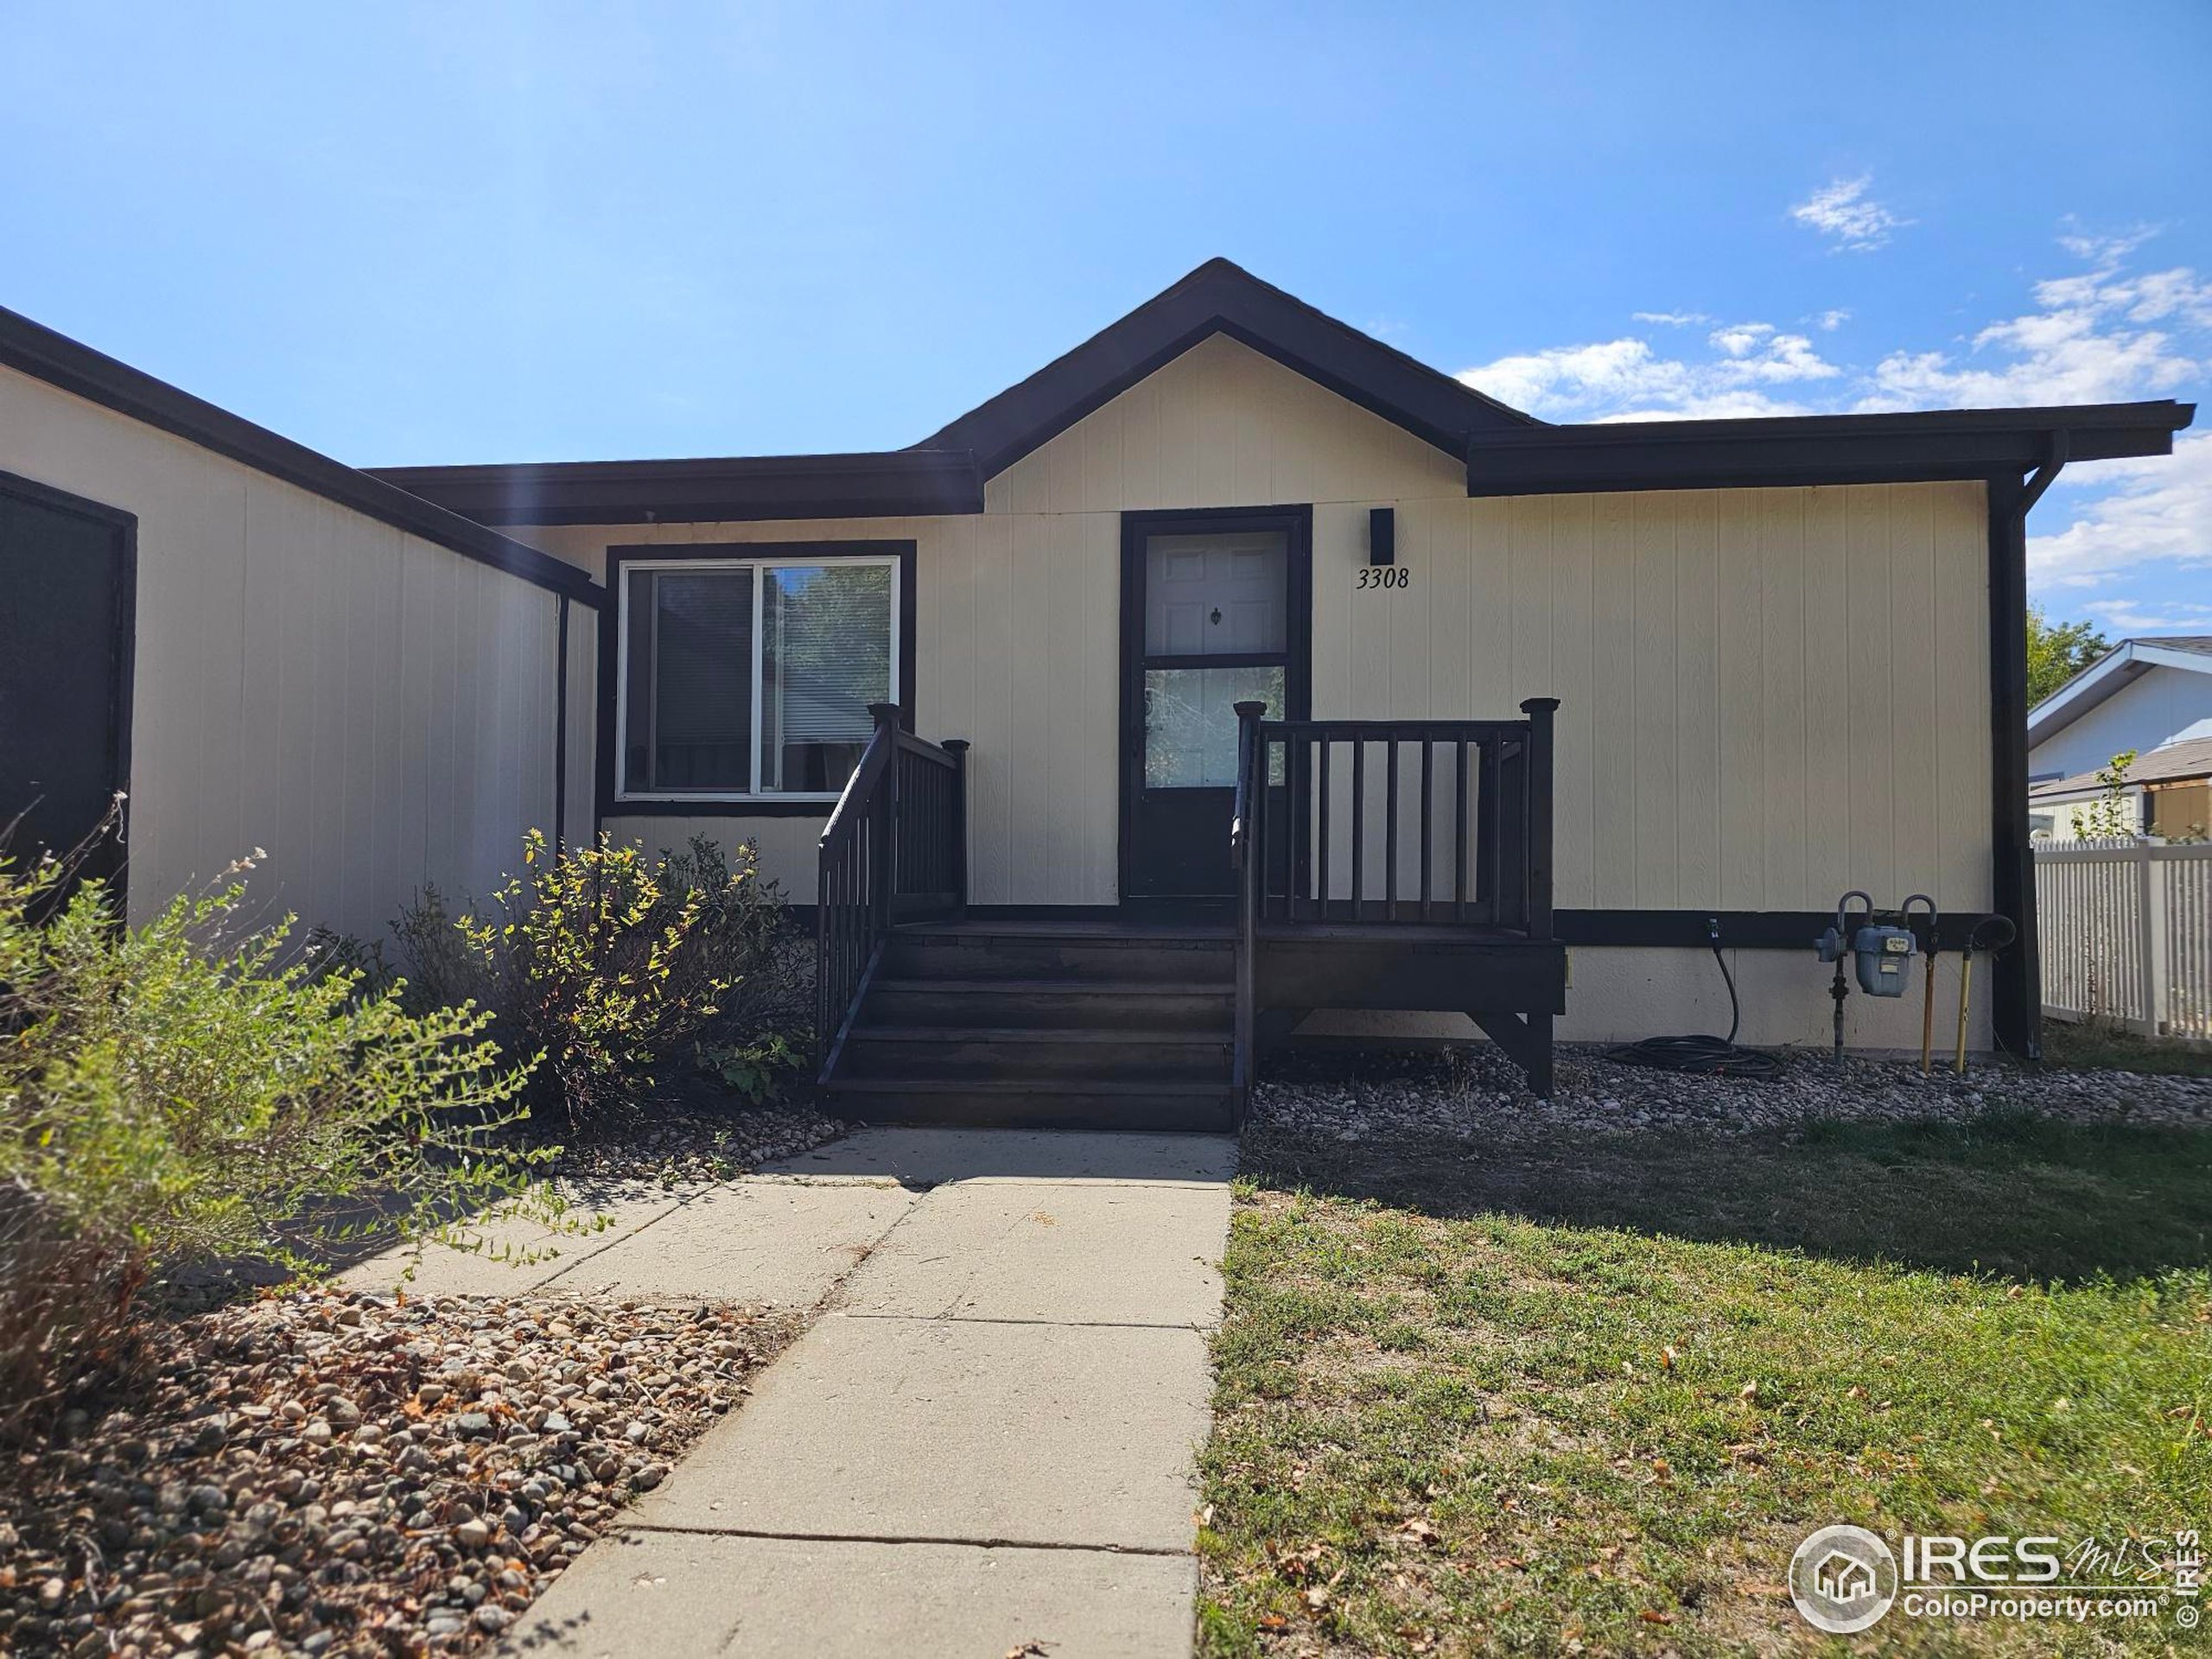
[1557,908,2000,953]
[597,539,918,821]
[0,304,601,605]
[1465,400,2192,497]
[372,449,982,527]
[880,905,2003,952]
[1117,505,1313,902]
[0,467,137,911]
[1985,474,2040,1057]
[553,594,570,849]
[924,258,1538,478]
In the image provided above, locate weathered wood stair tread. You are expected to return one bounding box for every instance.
[850,1026,1228,1044]
[868,977,1231,997]
[826,1077,1231,1096]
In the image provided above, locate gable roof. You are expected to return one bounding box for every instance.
[915,257,1541,475]
[368,258,2193,528]
[2027,636,2212,750]
[0,303,599,603]
[2031,732,2212,801]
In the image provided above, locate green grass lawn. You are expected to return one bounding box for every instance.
[1198,1113,2212,1655]
[2044,1019,2212,1078]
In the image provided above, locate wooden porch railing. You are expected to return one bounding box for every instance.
[814,702,968,1085]
[1230,697,1558,1107]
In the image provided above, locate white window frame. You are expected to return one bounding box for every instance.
[613,552,902,804]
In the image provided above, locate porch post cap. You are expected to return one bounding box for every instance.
[1232,700,1269,716]
[1519,696,1561,714]
[867,701,901,722]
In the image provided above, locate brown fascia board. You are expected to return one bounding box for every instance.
[1465,400,2196,496]
[917,257,1543,478]
[369,448,985,527]
[381,259,1543,524]
[0,304,601,603]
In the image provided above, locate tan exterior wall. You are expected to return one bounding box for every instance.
[543,334,1993,923]
[0,363,594,939]
[1303,942,1993,1055]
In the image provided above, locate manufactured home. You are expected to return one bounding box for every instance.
[2,262,2194,1121]
[2030,636,2212,840]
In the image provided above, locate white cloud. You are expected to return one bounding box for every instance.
[2029,431,2212,589]
[2073,597,2212,634]
[1459,322,1839,422]
[1810,308,1851,332]
[2056,221,2159,267]
[1789,175,1909,251]
[1855,257,2207,411]
[1457,229,2209,607]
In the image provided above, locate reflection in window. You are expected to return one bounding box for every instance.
[620,558,894,798]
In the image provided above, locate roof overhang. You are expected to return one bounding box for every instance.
[377,258,1548,528]
[1465,401,2194,498]
[919,257,1541,478]
[2027,636,2212,748]
[370,448,983,527]
[0,304,600,603]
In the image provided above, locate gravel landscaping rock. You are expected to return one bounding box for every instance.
[0,1288,801,1656]
[547,1096,849,1189]
[1249,1041,2212,1147]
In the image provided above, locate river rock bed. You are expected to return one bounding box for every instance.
[1249,1041,2212,1147]
[0,1289,799,1657]
[546,1097,849,1189]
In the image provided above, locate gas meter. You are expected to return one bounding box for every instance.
[1815,892,1917,997]
[1852,922,1916,996]
[1815,892,1936,1065]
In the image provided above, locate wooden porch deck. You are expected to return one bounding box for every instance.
[814,701,1567,1129]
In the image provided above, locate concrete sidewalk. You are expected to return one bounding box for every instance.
[497,1128,1236,1658]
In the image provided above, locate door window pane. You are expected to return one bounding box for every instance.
[1144,531,1287,656]
[760,563,893,793]
[624,567,753,791]
[1143,665,1283,788]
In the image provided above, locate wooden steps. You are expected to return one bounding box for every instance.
[823,925,1237,1131]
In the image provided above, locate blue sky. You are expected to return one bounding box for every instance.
[3,2,2207,634]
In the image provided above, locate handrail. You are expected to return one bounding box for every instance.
[1229,698,1560,1102]
[814,703,968,1087]
[1230,699,1267,1122]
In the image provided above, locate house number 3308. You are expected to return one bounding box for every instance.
[1356,567,1410,589]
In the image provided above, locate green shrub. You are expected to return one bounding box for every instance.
[0,849,562,1440]
[415,830,801,1127]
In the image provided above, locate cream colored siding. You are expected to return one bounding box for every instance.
[0,363,592,938]
[520,333,1993,918]
[985,333,1465,513]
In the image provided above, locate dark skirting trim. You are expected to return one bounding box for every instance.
[1557,909,2001,954]
[881,905,2000,953]
[0,304,601,606]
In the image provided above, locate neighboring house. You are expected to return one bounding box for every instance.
[2031,736,2212,842]
[2,261,2195,1113]
[2029,636,2212,840]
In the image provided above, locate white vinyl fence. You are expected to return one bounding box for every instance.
[2036,838,2212,1039]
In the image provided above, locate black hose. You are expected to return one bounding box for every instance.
[1605,928,1785,1080]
